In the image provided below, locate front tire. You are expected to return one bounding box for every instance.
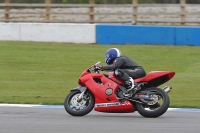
[136,87,170,118]
[64,90,95,116]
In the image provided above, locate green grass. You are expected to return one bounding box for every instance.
[0,41,200,108]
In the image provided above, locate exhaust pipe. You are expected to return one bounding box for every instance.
[163,86,172,93]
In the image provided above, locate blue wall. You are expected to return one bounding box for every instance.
[175,27,200,46]
[96,25,200,46]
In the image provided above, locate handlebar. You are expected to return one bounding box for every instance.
[88,61,101,73]
[95,61,100,65]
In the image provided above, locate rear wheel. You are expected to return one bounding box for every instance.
[64,90,95,116]
[136,87,170,118]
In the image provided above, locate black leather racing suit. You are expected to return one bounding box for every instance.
[102,55,146,81]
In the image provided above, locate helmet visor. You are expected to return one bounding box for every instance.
[105,53,110,64]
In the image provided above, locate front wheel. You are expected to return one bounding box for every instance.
[136,87,170,118]
[64,90,95,116]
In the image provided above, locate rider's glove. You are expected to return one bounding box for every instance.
[94,64,103,71]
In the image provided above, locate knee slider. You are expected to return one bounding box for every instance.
[114,69,123,78]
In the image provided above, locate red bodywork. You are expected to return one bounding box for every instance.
[78,68,175,113]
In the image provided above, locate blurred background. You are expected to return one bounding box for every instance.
[0,0,200,4]
[0,0,200,107]
[0,0,200,25]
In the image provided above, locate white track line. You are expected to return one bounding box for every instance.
[0,104,43,108]
[0,104,200,112]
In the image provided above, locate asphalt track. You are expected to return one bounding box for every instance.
[0,105,200,133]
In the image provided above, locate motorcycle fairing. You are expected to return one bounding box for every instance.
[135,71,175,88]
[80,73,119,103]
[94,101,134,113]
[135,71,175,83]
[79,73,135,113]
[108,71,175,87]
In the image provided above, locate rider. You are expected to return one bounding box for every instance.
[97,48,146,94]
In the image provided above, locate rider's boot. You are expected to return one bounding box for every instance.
[124,77,140,97]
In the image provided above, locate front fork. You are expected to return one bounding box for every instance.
[78,89,86,101]
[71,86,88,101]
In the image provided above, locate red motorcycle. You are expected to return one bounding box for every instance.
[64,62,175,118]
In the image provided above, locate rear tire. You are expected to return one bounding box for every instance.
[64,90,95,116]
[136,87,170,118]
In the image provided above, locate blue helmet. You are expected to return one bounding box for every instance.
[105,48,121,65]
